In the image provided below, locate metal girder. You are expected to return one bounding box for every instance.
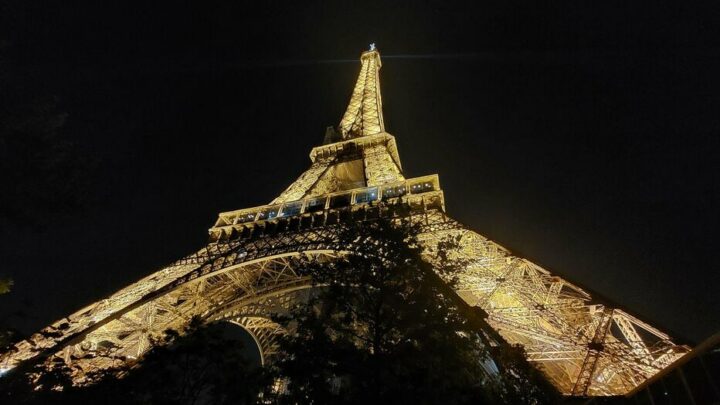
[572,307,615,396]
[417,219,688,396]
[272,158,336,204]
[339,49,384,138]
[0,46,689,397]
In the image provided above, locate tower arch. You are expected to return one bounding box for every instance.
[0,46,689,397]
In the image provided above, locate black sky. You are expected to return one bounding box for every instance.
[0,0,718,344]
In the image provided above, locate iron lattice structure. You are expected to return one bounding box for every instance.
[0,48,689,396]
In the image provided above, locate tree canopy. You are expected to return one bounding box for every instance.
[268,217,559,404]
[1,318,269,405]
[0,278,15,350]
[0,216,559,404]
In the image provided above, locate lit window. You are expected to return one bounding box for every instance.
[355,187,378,204]
[305,198,325,213]
[280,202,302,217]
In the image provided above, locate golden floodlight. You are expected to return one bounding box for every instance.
[0,46,688,396]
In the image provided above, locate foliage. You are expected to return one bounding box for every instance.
[0,277,14,349]
[0,278,12,295]
[1,317,269,405]
[116,317,269,405]
[268,217,559,404]
[0,43,92,228]
[486,344,562,404]
[1,216,559,404]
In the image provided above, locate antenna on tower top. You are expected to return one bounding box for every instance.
[338,45,384,138]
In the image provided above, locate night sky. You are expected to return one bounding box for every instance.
[1,1,718,344]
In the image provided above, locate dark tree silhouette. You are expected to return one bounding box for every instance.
[0,41,91,229]
[0,279,11,295]
[0,278,14,350]
[1,217,559,404]
[1,318,269,405]
[268,216,559,404]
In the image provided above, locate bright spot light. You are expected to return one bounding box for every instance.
[0,367,10,377]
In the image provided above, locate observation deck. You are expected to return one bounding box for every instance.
[210,175,444,241]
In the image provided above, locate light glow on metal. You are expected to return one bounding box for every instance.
[0,46,688,397]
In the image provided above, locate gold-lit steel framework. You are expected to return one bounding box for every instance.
[0,47,688,396]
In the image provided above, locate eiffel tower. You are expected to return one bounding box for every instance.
[0,46,689,396]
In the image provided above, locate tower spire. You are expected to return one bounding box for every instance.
[0,44,689,399]
[338,46,385,138]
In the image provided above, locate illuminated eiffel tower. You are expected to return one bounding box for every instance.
[0,46,689,396]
